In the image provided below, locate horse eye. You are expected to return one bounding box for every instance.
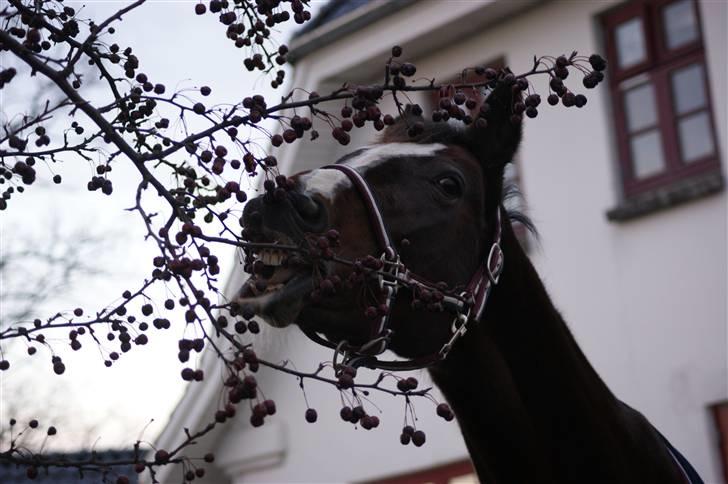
[437,176,462,198]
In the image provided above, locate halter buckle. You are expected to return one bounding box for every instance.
[486,242,504,285]
[378,254,403,292]
[439,299,471,359]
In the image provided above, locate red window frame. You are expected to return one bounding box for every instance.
[602,0,721,197]
[362,459,475,484]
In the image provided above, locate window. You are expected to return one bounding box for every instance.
[602,0,721,211]
[710,400,728,484]
[362,459,475,484]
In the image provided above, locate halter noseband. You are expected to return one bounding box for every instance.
[300,163,504,372]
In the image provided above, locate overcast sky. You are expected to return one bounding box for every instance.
[0,0,324,450]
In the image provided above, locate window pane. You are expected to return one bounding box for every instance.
[663,0,699,50]
[631,130,666,178]
[678,111,714,161]
[671,63,706,114]
[450,474,478,484]
[624,83,658,132]
[615,18,647,69]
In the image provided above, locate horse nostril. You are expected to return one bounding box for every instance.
[293,193,321,222]
[248,210,262,227]
[288,192,327,231]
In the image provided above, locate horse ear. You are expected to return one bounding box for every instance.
[465,78,523,170]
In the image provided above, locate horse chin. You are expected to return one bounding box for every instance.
[238,273,314,328]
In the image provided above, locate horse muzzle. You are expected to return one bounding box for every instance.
[237,188,329,327]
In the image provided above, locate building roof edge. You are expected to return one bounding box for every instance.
[288,0,419,64]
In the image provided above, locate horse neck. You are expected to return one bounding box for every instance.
[428,216,682,484]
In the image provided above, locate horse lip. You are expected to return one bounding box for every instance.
[237,273,313,328]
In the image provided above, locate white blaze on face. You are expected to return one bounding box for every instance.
[300,142,445,201]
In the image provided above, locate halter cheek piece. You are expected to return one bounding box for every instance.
[300,163,504,372]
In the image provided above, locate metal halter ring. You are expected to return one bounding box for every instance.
[357,329,393,356]
[378,254,402,290]
[332,339,350,372]
[486,242,504,284]
[439,301,471,359]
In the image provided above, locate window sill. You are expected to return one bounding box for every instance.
[606,170,724,222]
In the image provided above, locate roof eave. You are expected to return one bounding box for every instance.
[288,0,419,64]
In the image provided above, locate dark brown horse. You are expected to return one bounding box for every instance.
[237,86,703,484]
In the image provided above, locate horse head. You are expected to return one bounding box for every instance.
[238,83,521,360]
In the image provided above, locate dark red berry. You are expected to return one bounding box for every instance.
[589,54,607,72]
[154,449,169,463]
[353,406,365,419]
[305,408,317,423]
[250,414,264,427]
[400,63,416,77]
[264,399,276,415]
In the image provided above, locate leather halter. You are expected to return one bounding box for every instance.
[300,163,504,371]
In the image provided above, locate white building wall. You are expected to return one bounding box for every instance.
[158,1,727,482]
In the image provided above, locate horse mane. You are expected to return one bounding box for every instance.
[503,181,538,237]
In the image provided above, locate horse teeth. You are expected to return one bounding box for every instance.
[258,250,286,267]
[265,283,283,293]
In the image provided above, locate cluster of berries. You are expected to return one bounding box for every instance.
[10,160,35,184]
[388,45,417,89]
[332,85,397,145]
[400,425,426,447]
[396,376,419,392]
[178,338,207,365]
[7,419,58,480]
[339,404,381,430]
[194,0,304,84]
[4,4,79,57]
[86,175,113,195]
[230,312,261,335]
[271,115,314,147]
[411,283,449,312]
